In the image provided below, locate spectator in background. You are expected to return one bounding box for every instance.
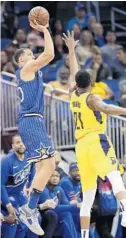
[60,162,82,203]
[52,34,67,63]
[119,80,126,108]
[1,12,18,38]
[57,53,69,77]
[2,58,16,74]
[112,46,126,80]
[1,41,18,75]
[38,198,57,238]
[67,2,87,31]
[14,28,27,47]
[60,162,97,234]
[45,54,70,100]
[72,23,81,40]
[101,31,121,64]
[117,47,126,107]
[84,46,112,82]
[91,78,114,100]
[1,135,35,238]
[76,30,94,66]
[6,41,18,61]
[27,32,44,53]
[38,169,80,238]
[51,19,64,36]
[93,23,105,47]
[87,13,97,32]
[1,51,8,71]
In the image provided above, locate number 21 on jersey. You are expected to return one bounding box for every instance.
[74,112,84,129]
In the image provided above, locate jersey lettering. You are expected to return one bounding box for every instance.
[72,101,81,108]
[14,165,31,185]
[6,164,31,187]
[74,112,84,129]
[70,92,106,139]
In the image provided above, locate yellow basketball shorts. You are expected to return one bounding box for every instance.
[76,133,118,192]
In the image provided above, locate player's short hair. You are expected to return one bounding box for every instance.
[13,48,26,64]
[75,69,91,89]
[12,134,21,144]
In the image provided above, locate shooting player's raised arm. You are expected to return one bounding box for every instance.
[23,21,54,72]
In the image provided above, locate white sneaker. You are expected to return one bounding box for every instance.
[19,205,44,235]
[120,199,126,227]
[121,211,126,227]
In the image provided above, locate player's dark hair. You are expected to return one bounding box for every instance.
[75,69,91,89]
[12,133,21,144]
[13,48,26,65]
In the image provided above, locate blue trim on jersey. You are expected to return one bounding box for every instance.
[93,111,103,124]
[99,134,111,155]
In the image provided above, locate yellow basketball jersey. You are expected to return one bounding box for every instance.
[70,91,107,140]
[91,82,107,99]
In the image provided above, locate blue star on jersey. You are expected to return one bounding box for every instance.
[27,144,55,163]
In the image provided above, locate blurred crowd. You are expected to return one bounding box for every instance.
[1,1,126,107]
[1,135,126,238]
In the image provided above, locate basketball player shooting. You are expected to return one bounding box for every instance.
[13,8,58,236]
[63,31,126,238]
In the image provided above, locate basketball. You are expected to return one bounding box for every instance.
[28,6,49,26]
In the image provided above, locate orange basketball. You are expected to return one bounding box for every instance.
[28,6,49,26]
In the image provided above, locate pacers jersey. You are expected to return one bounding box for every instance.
[70,91,107,140]
[15,69,44,120]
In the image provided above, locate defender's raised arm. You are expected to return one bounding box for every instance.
[63,31,79,91]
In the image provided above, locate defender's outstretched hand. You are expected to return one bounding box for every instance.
[62,31,79,50]
[30,20,49,32]
[62,31,79,89]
